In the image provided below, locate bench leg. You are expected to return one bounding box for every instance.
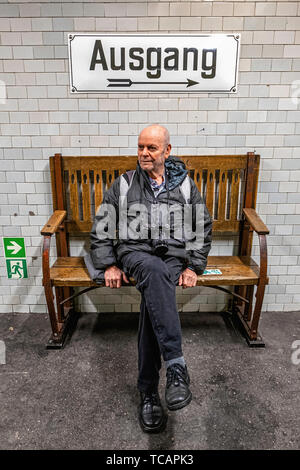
[248,282,266,344]
[42,235,78,349]
[55,286,64,323]
[54,286,74,322]
[232,284,265,347]
[46,308,79,350]
[244,285,254,322]
[44,283,78,349]
[44,282,62,346]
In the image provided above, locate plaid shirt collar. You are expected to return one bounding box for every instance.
[148,172,166,197]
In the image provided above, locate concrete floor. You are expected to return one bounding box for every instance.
[0,309,299,450]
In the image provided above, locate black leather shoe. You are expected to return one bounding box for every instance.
[139,391,167,433]
[165,363,192,411]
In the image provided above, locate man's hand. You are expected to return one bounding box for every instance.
[178,268,198,289]
[105,265,129,289]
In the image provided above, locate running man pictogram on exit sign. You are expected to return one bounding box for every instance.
[6,259,28,279]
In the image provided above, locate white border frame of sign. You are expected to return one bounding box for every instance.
[68,33,241,94]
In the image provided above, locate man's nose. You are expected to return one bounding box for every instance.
[142,147,149,156]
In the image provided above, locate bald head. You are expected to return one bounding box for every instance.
[139,125,170,150]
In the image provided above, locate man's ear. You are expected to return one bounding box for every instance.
[165,144,172,159]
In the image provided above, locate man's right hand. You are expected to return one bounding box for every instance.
[105,265,129,289]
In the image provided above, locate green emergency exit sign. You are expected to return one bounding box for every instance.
[3,237,28,279]
[3,238,26,258]
[6,259,28,279]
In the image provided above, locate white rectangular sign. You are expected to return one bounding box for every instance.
[68,34,240,94]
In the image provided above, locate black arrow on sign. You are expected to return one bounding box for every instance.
[107,78,199,88]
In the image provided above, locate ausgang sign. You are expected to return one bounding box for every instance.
[68,34,240,94]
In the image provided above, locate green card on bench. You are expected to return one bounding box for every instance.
[203,269,222,275]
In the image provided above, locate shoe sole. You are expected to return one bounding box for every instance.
[138,413,168,433]
[166,391,192,411]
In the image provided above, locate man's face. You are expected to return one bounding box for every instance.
[138,127,171,175]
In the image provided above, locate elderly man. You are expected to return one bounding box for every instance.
[90,125,212,433]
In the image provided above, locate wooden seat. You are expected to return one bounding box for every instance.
[50,255,263,287]
[50,257,96,287]
[41,152,269,348]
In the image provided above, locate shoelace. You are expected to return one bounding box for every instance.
[166,364,187,388]
[142,392,160,406]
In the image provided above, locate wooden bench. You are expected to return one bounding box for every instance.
[41,152,269,349]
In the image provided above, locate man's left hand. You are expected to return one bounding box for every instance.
[178,268,198,289]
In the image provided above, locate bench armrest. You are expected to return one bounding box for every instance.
[41,210,67,236]
[243,208,269,235]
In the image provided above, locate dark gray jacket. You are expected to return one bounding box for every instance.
[90,156,212,276]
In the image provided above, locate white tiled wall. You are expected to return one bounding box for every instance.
[0,1,300,314]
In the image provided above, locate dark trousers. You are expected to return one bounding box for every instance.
[121,251,184,393]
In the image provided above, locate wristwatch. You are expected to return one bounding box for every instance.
[187,265,196,272]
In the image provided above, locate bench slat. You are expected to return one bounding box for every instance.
[218,169,227,225]
[82,170,91,221]
[230,170,240,222]
[69,170,80,221]
[94,170,103,215]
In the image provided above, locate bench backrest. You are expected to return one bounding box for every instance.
[50,152,260,235]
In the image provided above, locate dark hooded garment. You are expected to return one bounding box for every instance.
[87,156,212,283]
